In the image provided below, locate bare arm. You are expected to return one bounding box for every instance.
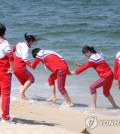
[8,61,14,73]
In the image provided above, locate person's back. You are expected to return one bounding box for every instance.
[114,51,120,89]
[89,53,113,78]
[13,42,29,69]
[0,39,13,71]
[75,52,113,78]
[36,50,67,73]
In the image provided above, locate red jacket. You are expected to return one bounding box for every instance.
[114,51,120,80]
[0,40,14,72]
[75,53,113,78]
[32,50,68,73]
[12,42,31,69]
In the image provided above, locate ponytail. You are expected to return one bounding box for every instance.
[24,33,37,44]
[24,33,28,41]
[82,46,97,54]
[90,46,97,53]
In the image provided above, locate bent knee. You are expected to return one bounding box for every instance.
[103,90,110,97]
[90,85,96,94]
[48,77,54,86]
[29,76,35,83]
[58,88,67,95]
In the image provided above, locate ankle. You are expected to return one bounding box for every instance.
[19,91,25,94]
[66,101,73,107]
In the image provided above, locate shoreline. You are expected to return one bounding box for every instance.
[1,100,120,134]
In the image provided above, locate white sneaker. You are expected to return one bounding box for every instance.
[1,118,15,124]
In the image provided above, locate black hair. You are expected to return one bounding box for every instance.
[32,48,41,58]
[82,46,97,54]
[0,23,6,36]
[24,33,37,44]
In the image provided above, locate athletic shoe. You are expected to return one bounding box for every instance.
[0,118,15,124]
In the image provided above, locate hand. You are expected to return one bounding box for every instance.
[74,62,82,67]
[68,70,72,75]
[68,70,75,75]
[7,68,13,73]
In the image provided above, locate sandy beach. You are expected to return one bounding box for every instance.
[0,100,120,134]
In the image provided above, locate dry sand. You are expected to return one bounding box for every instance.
[0,100,120,134]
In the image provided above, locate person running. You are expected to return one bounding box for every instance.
[0,23,14,123]
[12,33,37,99]
[31,48,73,107]
[114,51,120,89]
[69,46,119,109]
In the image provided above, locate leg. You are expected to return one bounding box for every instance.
[107,94,119,109]
[0,88,1,104]
[1,73,12,120]
[89,78,106,108]
[19,81,32,99]
[57,67,73,107]
[46,84,56,102]
[62,93,73,107]
[118,81,120,90]
[90,93,97,108]
[103,75,119,109]
[0,87,1,98]
[14,68,34,100]
[46,73,57,102]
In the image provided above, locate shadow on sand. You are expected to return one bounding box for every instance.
[13,118,59,126]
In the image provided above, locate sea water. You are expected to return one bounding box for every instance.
[0,0,120,117]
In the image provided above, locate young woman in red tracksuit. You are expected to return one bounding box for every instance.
[12,33,37,99]
[114,51,120,89]
[31,48,73,107]
[70,46,119,109]
[0,23,14,123]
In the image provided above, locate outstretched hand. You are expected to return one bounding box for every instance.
[7,68,13,73]
[68,70,75,75]
[74,62,82,67]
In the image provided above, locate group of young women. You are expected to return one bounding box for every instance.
[0,23,119,123]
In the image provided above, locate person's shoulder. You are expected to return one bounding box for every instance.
[89,53,103,62]
[89,53,98,60]
[3,39,8,44]
[17,42,28,48]
[2,39,10,47]
[116,51,120,59]
[17,42,23,45]
[36,49,43,57]
[38,49,43,54]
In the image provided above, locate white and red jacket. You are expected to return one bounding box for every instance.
[75,53,113,78]
[114,51,120,80]
[0,40,14,72]
[32,50,67,73]
[12,42,31,69]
